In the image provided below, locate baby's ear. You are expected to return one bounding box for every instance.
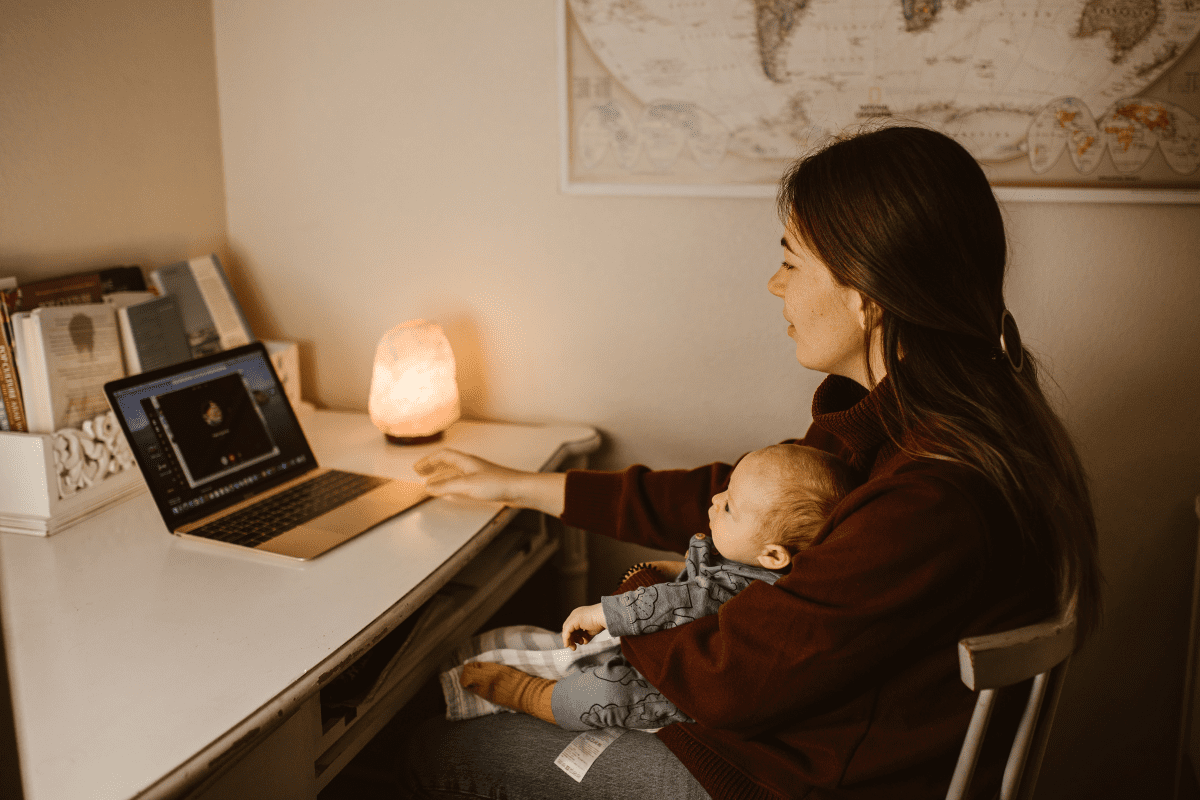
[757,544,791,571]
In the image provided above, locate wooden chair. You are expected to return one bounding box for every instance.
[946,597,1078,800]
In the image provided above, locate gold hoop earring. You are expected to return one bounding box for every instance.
[999,309,1023,372]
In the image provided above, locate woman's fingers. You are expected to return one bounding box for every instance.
[413,449,476,477]
[413,449,519,503]
[412,449,563,514]
[422,474,467,496]
[414,451,477,497]
[423,472,499,500]
[415,450,489,492]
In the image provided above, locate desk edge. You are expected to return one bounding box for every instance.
[130,423,599,800]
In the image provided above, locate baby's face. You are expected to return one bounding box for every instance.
[708,453,777,566]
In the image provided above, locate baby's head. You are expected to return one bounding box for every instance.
[708,444,857,571]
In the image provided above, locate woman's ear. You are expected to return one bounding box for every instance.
[757,543,791,571]
[854,293,882,332]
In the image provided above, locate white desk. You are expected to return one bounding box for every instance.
[0,411,599,800]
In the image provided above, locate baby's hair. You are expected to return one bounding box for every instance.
[754,444,858,554]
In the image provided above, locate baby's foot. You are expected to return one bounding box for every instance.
[460,662,556,724]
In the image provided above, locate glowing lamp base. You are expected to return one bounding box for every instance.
[383,431,445,446]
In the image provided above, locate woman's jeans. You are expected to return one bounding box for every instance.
[397,711,712,799]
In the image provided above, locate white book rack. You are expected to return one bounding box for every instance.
[0,428,145,536]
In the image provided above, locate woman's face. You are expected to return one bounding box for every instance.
[768,226,874,386]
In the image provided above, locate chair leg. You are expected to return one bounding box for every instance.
[1000,671,1048,800]
[947,689,997,800]
[1015,659,1071,800]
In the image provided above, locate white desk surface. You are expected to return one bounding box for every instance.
[0,411,598,800]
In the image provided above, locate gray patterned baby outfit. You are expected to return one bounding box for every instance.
[550,533,781,731]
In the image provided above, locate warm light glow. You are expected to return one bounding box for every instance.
[368,320,460,441]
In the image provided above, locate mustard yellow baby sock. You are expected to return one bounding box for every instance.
[460,661,556,725]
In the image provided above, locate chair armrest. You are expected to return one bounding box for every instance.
[958,610,1077,691]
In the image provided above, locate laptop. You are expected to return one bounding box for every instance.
[104,342,429,560]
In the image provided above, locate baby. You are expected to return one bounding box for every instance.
[460,442,858,731]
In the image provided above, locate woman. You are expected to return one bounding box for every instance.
[397,126,1102,799]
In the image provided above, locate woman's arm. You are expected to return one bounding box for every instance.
[561,462,736,553]
[618,469,1044,734]
[414,449,566,517]
[559,436,810,553]
[417,437,813,553]
[414,449,733,555]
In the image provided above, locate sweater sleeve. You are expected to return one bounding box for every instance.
[559,435,811,555]
[560,462,737,554]
[617,468,1004,735]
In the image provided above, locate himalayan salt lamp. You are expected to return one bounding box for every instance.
[367,320,460,444]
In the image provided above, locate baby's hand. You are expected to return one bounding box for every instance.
[561,602,607,650]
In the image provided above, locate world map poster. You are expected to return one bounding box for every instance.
[559,0,1200,198]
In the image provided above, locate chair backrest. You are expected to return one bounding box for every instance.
[945,598,1077,800]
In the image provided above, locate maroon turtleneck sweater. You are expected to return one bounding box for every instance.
[561,376,1054,799]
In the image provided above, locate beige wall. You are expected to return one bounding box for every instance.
[0,0,227,277]
[211,4,1200,798]
[3,1,1199,797]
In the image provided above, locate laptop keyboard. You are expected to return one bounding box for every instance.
[191,470,390,547]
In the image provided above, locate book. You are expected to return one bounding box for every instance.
[1,265,146,314]
[94,266,147,295]
[17,304,126,434]
[0,299,26,432]
[149,255,254,358]
[103,290,158,309]
[116,294,192,374]
[10,314,31,426]
[263,340,308,414]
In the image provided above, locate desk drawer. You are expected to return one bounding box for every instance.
[314,510,557,790]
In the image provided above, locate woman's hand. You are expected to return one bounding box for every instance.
[412,449,567,516]
[561,602,607,650]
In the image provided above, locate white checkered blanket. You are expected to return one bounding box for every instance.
[439,624,625,722]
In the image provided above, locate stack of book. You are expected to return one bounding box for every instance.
[0,255,256,435]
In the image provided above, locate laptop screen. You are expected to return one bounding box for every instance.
[105,343,317,531]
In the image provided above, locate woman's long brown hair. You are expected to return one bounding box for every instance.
[778,125,1103,645]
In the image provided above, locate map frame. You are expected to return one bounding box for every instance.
[557,0,1200,204]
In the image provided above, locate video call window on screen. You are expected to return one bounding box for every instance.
[143,373,280,488]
